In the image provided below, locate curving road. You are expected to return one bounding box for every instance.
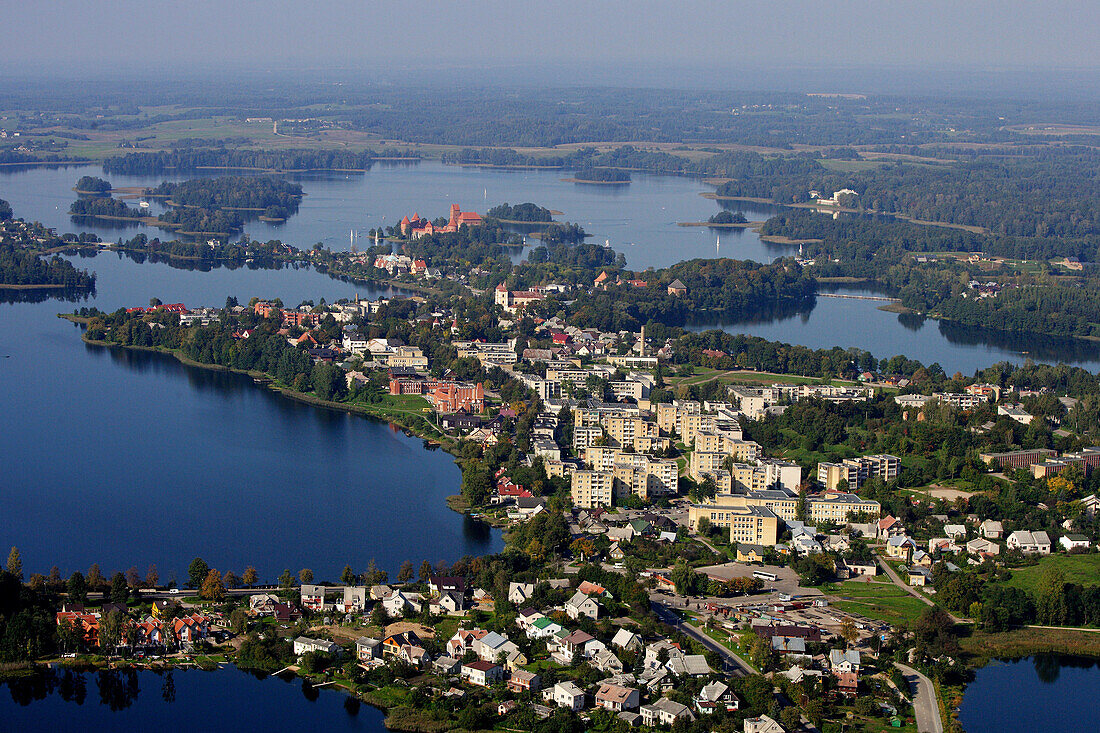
[650,599,756,677]
[895,662,944,733]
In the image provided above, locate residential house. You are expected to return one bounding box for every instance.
[248,594,280,616]
[695,681,740,714]
[355,637,382,661]
[293,636,342,657]
[508,582,535,605]
[907,567,932,587]
[828,649,861,674]
[1060,534,1091,551]
[429,576,467,598]
[966,537,1001,557]
[744,714,786,733]
[546,681,586,711]
[885,535,917,560]
[447,628,488,658]
[301,584,326,612]
[475,631,520,664]
[667,652,713,677]
[1007,530,1052,555]
[382,631,422,658]
[433,656,462,675]
[382,590,421,617]
[593,648,625,675]
[611,628,643,653]
[507,669,541,693]
[461,660,503,687]
[943,524,968,540]
[737,544,767,563]
[595,683,641,713]
[877,516,905,539]
[565,590,602,620]
[340,586,367,613]
[980,519,1004,539]
[641,698,695,727]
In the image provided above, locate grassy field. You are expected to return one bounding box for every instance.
[1002,553,1100,594]
[825,578,930,626]
[961,626,1100,660]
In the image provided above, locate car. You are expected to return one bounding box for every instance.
[169,588,180,595]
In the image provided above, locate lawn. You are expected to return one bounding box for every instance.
[1002,553,1100,594]
[669,367,856,388]
[825,579,929,626]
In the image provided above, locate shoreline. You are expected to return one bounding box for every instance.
[676,220,764,228]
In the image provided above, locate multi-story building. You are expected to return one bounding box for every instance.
[572,426,604,453]
[931,392,990,410]
[571,470,614,508]
[730,460,801,493]
[978,448,1058,470]
[807,491,881,523]
[688,504,780,546]
[817,454,899,491]
[388,346,429,369]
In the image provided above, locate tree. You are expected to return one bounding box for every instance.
[397,561,414,583]
[201,569,226,601]
[67,571,87,604]
[242,566,258,588]
[419,560,432,583]
[840,617,858,646]
[188,558,210,589]
[86,563,105,591]
[224,571,241,589]
[1035,566,1070,626]
[145,564,159,588]
[125,566,141,589]
[279,569,295,589]
[299,568,314,585]
[6,547,22,581]
[914,605,958,657]
[229,608,249,634]
[99,610,123,655]
[341,565,356,586]
[109,572,129,603]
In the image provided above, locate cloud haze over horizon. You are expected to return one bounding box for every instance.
[1,0,1097,91]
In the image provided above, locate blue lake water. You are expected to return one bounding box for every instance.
[0,666,386,732]
[0,253,501,583]
[957,655,1100,733]
[0,160,787,269]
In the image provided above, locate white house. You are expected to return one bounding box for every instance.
[611,628,643,652]
[565,590,602,620]
[744,714,786,733]
[293,636,341,657]
[980,519,1004,539]
[546,681,586,711]
[1060,534,1091,551]
[461,660,503,687]
[640,698,695,727]
[508,582,535,605]
[695,681,740,714]
[828,649,861,673]
[1007,530,1052,555]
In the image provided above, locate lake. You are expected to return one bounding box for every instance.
[0,253,501,582]
[0,161,788,269]
[688,287,1100,376]
[957,655,1100,733]
[0,666,386,732]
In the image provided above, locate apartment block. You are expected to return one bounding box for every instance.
[817,454,899,492]
[689,504,779,546]
[571,470,614,508]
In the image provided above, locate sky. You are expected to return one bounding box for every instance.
[1,0,1097,86]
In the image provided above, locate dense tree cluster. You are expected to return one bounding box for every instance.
[485,202,554,222]
[0,242,96,288]
[102,148,415,175]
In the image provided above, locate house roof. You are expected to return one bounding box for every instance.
[596,683,637,702]
[464,660,498,672]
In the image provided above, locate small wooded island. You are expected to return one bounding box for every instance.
[70,175,303,235]
[568,167,631,183]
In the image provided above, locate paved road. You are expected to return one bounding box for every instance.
[651,600,756,677]
[896,662,943,733]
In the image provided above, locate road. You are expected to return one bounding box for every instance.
[874,556,966,624]
[895,662,943,733]
[651,599,756,677]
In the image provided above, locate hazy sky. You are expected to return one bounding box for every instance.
[2,0,1096,80]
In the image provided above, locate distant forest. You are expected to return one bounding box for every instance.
[102,148,416,175]
[0,242,96,289]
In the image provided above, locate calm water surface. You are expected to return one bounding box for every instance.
[0,161,787,269]
[0,666,385,732]
[957,655,1100,733]
[0,253,501,582]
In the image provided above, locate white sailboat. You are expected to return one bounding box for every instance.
[716,235,721,256]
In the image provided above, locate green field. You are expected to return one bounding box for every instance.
[1002,553,1100,594]
[669,366,856,388]
[826,578,930,626]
